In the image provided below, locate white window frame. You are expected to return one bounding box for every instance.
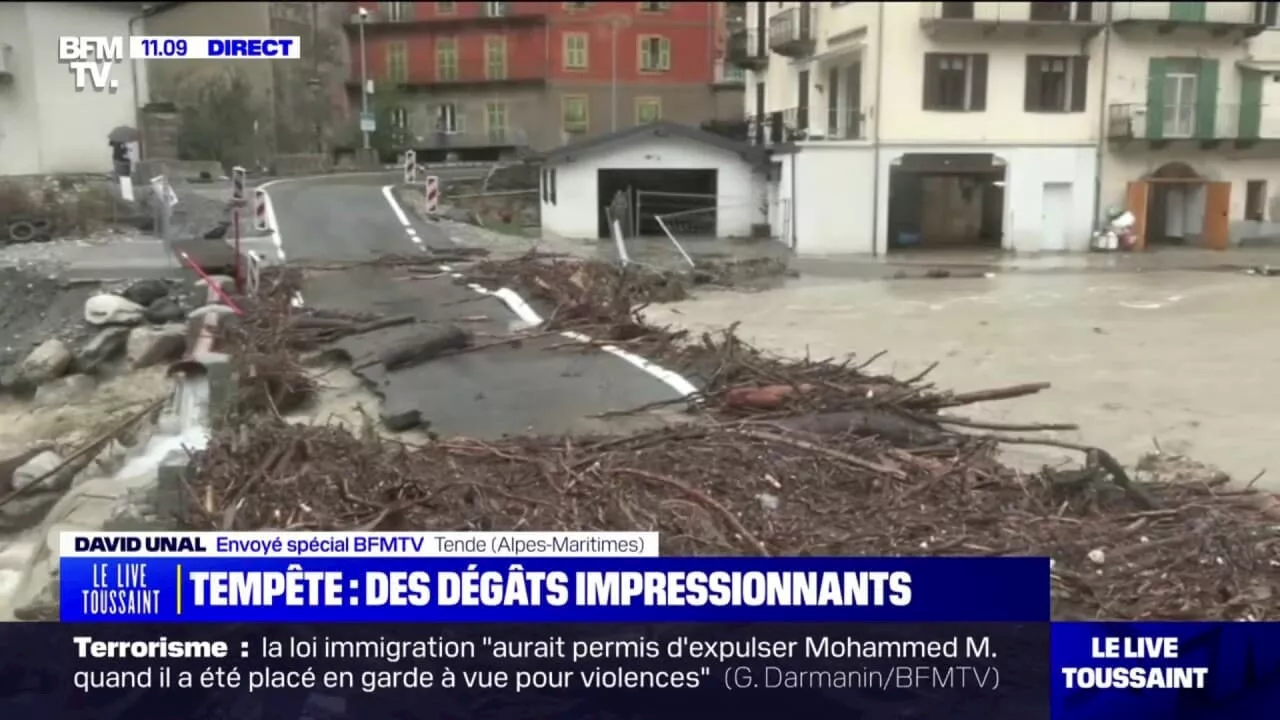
[436,104,460,134]
[1163,72,1198,139]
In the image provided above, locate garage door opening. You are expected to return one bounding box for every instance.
[886,153,1005,252]
[598,169,718,239]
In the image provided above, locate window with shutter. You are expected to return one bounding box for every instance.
[923,53,987,111]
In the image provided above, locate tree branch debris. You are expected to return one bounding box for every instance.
[194,252,1279,621]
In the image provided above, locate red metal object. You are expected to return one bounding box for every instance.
[178,251,244,315]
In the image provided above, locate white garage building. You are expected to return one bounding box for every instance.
[535,122,773,241]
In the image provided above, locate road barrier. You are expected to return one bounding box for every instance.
[424,175,440,214]
[245,250,265,296]
[253,188,270,231]
[402,150,418,183]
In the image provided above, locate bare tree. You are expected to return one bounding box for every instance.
[175,69,267,171]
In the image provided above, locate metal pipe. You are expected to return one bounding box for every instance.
[868,0,886,256]
[359,14,370,150]
[655,216,696,267]
[1091,5,1113,226]
[177,252,245,315]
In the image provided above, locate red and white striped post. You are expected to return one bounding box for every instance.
[423,175,440,215]
[403,150,418,184]
[253,188,270,231]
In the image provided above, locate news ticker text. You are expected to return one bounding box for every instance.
[70,625,1014,700]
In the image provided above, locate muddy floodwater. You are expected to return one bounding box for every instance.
[644,268,1279,491]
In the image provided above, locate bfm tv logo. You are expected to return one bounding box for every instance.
[58,37,123,92]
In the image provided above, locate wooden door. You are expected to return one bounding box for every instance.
[1125,181,1150,251]
[1204,181,1231,250]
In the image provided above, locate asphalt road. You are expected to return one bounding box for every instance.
[265,171,684,438]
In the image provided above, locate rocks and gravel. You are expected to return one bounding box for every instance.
[0,267,201,398]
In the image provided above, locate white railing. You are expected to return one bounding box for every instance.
[1111,1,1261,23]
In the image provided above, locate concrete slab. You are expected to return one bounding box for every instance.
[305,266,680,439]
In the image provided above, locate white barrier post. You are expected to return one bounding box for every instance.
[246,251,263,296]
[253,188,270,231]
[403,150,418,184]
[424,175,440,215]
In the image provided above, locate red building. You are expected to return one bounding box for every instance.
[346,2,743,158]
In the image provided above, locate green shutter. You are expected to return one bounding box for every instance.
[1147,58,1168,140]
[1170,1,1206,21]
[1239,69,1263,140]
[1195,58,1219,139]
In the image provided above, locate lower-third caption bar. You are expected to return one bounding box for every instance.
[4,622,1049,718]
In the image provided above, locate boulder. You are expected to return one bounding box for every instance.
[0,443,55,492]
[120,278,170,306]
[127,325,188,368]
[18,338,72,384]
[84,293,145,326]
[76,326,130,373]
[143,297,186,324]
[32,374,97,408]
[12,450,64,492]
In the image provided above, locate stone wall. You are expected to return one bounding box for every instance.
[272,154,333,176]
[447,190,540,229]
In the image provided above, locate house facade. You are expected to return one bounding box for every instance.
[737,1,1280,255]
[0,2,143,175]
[348,1,745,158]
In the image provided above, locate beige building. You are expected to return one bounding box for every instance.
[735,1,1280,255]
[142,1,352,158]
[0,2,144,175]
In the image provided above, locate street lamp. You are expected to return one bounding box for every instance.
[357,6,370,150]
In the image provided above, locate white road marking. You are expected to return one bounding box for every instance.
[256,178,301,306]
[381,185,414,227]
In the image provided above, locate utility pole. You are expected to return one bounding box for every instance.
[358,6,371,150]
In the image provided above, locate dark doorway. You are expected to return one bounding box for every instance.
[597,168,718,238]
[1145,162,1206,246]
[886,153,1006,251]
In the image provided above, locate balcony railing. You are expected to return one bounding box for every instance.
[346,2,546,32]
[920,1,1099,23]
[804,106,867,141]
[714,60,746,86]
[1106,102,1275,142]
[727,28,769,69]
[1112,1,1263,24]
[919,1,1103,38]
[768,5,818,58]
[745,109,821,146]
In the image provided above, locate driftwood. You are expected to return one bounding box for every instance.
[200,252,1280,623]
[764,409,944,444]
[377,325,473,371]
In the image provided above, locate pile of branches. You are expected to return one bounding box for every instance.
[222,266,315,415]
[191,251,1279,620]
